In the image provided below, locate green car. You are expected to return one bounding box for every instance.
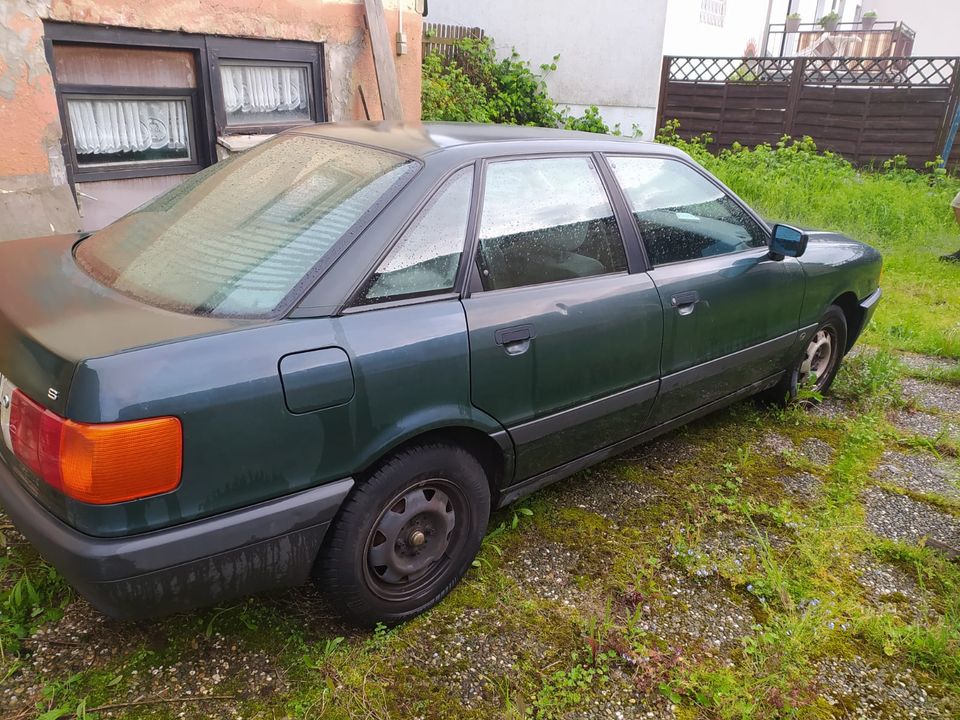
[0,123,881,624]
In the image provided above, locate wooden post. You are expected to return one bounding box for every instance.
[363,0,404,122]
[783,56,805,138]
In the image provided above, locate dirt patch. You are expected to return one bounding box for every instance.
[862,487,960,548]
[873,450,960,501]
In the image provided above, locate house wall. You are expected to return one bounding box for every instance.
[662,0,771,57]
[866,0,960,56]
[0,0,423,241]
[424,0,669,138]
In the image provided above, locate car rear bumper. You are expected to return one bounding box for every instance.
[0,458,353,619]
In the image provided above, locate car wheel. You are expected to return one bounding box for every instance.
[317,443,490,625]
[759,305,848,406]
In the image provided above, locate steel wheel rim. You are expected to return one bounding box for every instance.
[363,478,466,602]
[799,326,838,392]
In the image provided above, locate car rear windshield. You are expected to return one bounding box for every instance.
[75,135,416,317]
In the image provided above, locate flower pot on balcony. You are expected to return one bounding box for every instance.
[861,16,877,31]
[785,16,801,33]
[820,13,841,32]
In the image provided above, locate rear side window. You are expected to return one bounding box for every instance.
[476,157,627,291]
[360,166,474,303]
[608,156,767,266]
[76,135,416,317]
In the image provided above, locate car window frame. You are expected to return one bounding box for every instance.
[602,152,772,269]
[341,160,482,314]
[462,151,645,298]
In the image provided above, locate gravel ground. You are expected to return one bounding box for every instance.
[816,655,958,719]
[888,409,959,440]
[810,396,854,420]
[799,437,834,466]
[862,487,960,549]
[895,353,958,374]
[901,379,960,416]
[632,567,756,658]
[851,554,938,622]
[872,450,960,501]
[556,466,669,523]
[503,540,593,608]
[775,471,822,503]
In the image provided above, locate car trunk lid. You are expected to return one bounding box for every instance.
[0,233,250,417]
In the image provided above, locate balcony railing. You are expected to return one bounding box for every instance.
[765,20,916,58]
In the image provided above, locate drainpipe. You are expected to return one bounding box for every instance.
[942,102,960,169]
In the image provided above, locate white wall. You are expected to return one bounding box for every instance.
[867,0,960,55]
[663,0,771,57]
[425,0,669,138]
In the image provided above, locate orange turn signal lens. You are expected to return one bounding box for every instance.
[58,417,183,504]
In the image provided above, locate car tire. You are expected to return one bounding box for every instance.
[759,305,848,406]
[317,443,490,625]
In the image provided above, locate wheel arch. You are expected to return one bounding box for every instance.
[356,424,514,512]
[830,291,861,352]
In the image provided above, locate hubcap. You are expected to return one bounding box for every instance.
[799,328,836,391]
[365,482,459,596]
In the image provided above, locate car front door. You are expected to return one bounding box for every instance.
[461,155,663,483]
[607,154,805,425]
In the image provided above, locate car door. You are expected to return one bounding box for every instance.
[461,155,663,482]
[606,154,805,425]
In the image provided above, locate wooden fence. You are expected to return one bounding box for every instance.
[422,22,484,61]
[656,56,960,170]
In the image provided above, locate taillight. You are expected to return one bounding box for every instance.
[8,389,182,504]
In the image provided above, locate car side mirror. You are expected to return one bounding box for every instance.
[769,224,808,260]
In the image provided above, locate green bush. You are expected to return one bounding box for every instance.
[421,36,636,136]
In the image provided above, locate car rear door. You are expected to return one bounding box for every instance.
[606,154,805,424]
[461,154,663,483]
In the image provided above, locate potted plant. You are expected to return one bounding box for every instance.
[785,12,802,33]
[820,11,840,32]
[861,10,878,31]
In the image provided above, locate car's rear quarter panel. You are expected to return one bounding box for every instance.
[59,301,499,537]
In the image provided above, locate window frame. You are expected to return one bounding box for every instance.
[603,153,772,269]
[463,152,642,297]
[343,161,481,313]
[207,37,325,136]
[42,22,327,190]
[61,90,201,176]
[353,165,477,307]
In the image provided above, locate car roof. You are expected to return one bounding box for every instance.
[287,121,686,160]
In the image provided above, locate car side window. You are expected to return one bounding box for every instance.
[361,166,474,303]
[476,157,627,291]
[608,156,768,266]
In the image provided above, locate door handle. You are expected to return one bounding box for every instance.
[495,324,535,355]
[670,291,701,316]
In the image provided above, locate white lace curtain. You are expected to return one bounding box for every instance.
[220,65,308,114]
[67,98,189,155]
